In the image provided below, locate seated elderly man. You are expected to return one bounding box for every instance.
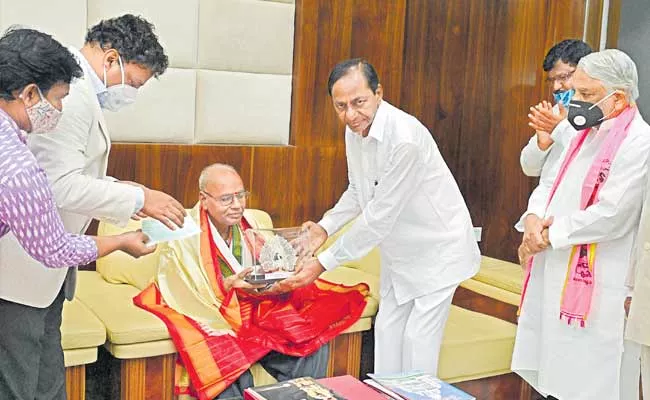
[135,163,368,399]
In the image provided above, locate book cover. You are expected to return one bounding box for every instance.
[318,375,390,399]
[367,371,475,400]
[244,376,347,400]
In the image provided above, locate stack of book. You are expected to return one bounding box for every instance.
[243,372,475,400]
[364,371,475,400]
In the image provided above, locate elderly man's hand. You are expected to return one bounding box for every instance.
[528,101,565,149]
[223,267,267,292]
[266,257,326,295]
[523,214,553,254]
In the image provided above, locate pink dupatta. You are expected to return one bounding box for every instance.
[519,106,637,327]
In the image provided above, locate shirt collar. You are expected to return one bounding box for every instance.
[0,108,26,144]
[68,47,107,96]
[346,100,388,142]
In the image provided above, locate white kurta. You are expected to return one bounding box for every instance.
[512,112,650,400]
[316,101,480,373]
[317,101,480,305]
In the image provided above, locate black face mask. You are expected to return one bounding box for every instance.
[567,92,616,130]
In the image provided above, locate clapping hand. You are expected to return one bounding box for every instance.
[528,101,565,150]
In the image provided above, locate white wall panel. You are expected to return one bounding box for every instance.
[105,68,196,143]
[195,70,291,145]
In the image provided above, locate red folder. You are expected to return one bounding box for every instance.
[319,375,392,399]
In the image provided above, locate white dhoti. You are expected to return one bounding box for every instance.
[374,284,457,375]
[620,338,641,400]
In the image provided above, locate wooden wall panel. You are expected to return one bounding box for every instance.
[107,0,406,230]
[399,0,586,262]
[106,0,604,263]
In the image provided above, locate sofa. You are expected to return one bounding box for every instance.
[60,298,106,400]
[453,256,523,324]
[64,209,522,399]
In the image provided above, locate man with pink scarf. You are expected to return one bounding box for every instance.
[514,49,649,400]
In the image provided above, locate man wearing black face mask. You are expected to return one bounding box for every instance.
[513,49,650,400]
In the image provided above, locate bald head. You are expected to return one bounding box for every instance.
[199,163,239,191]
[198,163,246,232]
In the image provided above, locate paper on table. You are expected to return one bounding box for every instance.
[141,216,201,247]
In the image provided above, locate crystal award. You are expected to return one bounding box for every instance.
[243,227,308,284]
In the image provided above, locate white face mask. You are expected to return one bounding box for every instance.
[21,86,62,134]
[98,55,138,112]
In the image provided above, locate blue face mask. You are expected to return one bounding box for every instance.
[553,89,575,107]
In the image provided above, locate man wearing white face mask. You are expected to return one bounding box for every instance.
[0,15,185,400]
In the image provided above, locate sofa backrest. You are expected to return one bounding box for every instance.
[319,219,380,278]
[95,208,273,289]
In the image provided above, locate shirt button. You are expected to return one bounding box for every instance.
[644,242,650,251]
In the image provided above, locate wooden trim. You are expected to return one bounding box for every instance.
[452,285,519,324]
[606,0,622,48]
[326,332,363,378]
[120,358,146,400]
[585,0,604,50]
[453,372,531,400]
[65,365,86,400]
[119,354,177,400]
[519,379,534,400]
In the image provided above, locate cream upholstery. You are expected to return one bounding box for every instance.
[0,0,87,47]
[459,278,521,307]
[194,71,292,144]
[473,256,523,294]
[0,0,295,145]
[197,0,294,74]
[458,255,523,307]
[61,298,106,367]
[439,306,516,383]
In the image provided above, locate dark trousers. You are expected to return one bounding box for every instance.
[0,290,66,400]
[216,343,330,399]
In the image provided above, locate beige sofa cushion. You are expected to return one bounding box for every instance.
[61,298,106,350]
[61,298,107,367]
[76,271,170,345]
[473,256,523,295]
[459,279,521,307]
[439,306,517,383]
[96,218,161,290]
[319,219,381,279]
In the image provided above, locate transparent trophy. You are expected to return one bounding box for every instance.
[243,227,309,284]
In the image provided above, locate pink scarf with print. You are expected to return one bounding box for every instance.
[519,106,637,327]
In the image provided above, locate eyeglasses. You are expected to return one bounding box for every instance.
[202,190,250,207]
[546,69,576,85]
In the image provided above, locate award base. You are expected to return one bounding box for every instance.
[244,272,290,285]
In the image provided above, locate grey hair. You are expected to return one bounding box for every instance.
[578,49,639,101]
[198,163,238,191]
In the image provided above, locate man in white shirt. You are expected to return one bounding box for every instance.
[514,49,650,400]
[0,15,185,400]
[518,42,641,400]
[519,39,592,243]
[272,59,480,375]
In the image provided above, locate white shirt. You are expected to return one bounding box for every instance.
[317,101,480,304]
[516,119,576,231]
[512,111,650,399]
